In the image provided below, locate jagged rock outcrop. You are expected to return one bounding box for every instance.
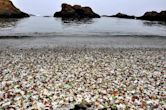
[110,13,135,19]
[137,10,166,21]
[54,3,100,18]
[0,0,29,18]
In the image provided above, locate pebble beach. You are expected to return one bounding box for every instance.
[0,48,165,110]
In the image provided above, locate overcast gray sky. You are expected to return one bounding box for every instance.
[11,0,166,16]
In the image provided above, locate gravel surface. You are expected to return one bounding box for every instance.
[0,48,165,110]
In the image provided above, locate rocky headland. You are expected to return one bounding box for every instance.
[137,10,166,21]
[54,3,100,18]
[0,0,29,18]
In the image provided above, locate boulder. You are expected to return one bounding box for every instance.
[70,100,91,110]
[110,13,135,19]
[54,3,100,18]
[0,0,29,18]
[137,10,166,21]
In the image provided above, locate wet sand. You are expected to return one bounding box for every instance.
[0,35,166,49]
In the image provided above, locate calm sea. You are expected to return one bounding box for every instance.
[0,17,166,48]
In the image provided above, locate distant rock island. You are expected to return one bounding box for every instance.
[0,0,29,18]
[109,13,135,19]
[104,11,166,22]
[137,10,166,21]
[54,3,100,18]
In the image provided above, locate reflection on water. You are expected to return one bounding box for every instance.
[0,17,166,36]
[61,18,94,26]
[0,18,21,28]
[143,21,166,27]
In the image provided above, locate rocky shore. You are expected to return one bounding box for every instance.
[0,48,165,110]
[0,0,29,18]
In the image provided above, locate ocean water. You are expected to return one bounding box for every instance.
[0,17,166,48]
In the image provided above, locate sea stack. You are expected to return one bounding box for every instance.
[54,3,100,18]
[138,10,166,21]
[110,13,135,19]
[0,0,29,18]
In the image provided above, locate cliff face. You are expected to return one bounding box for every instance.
[0,0,29,18]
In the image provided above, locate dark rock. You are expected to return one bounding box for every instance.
[70,100,92,110]
[110,13,135,19]
[70,104,87,110]
[102,15,110,17]
[54,3,100,18]
[110,105,118,110]
[0,0,29,18]
[43,16,51,17]
[137,10,166,21]
[158,11,166,21]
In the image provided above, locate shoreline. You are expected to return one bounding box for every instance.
[0,47,165,109]
[0,35,166,49]
[0,46,166,51]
